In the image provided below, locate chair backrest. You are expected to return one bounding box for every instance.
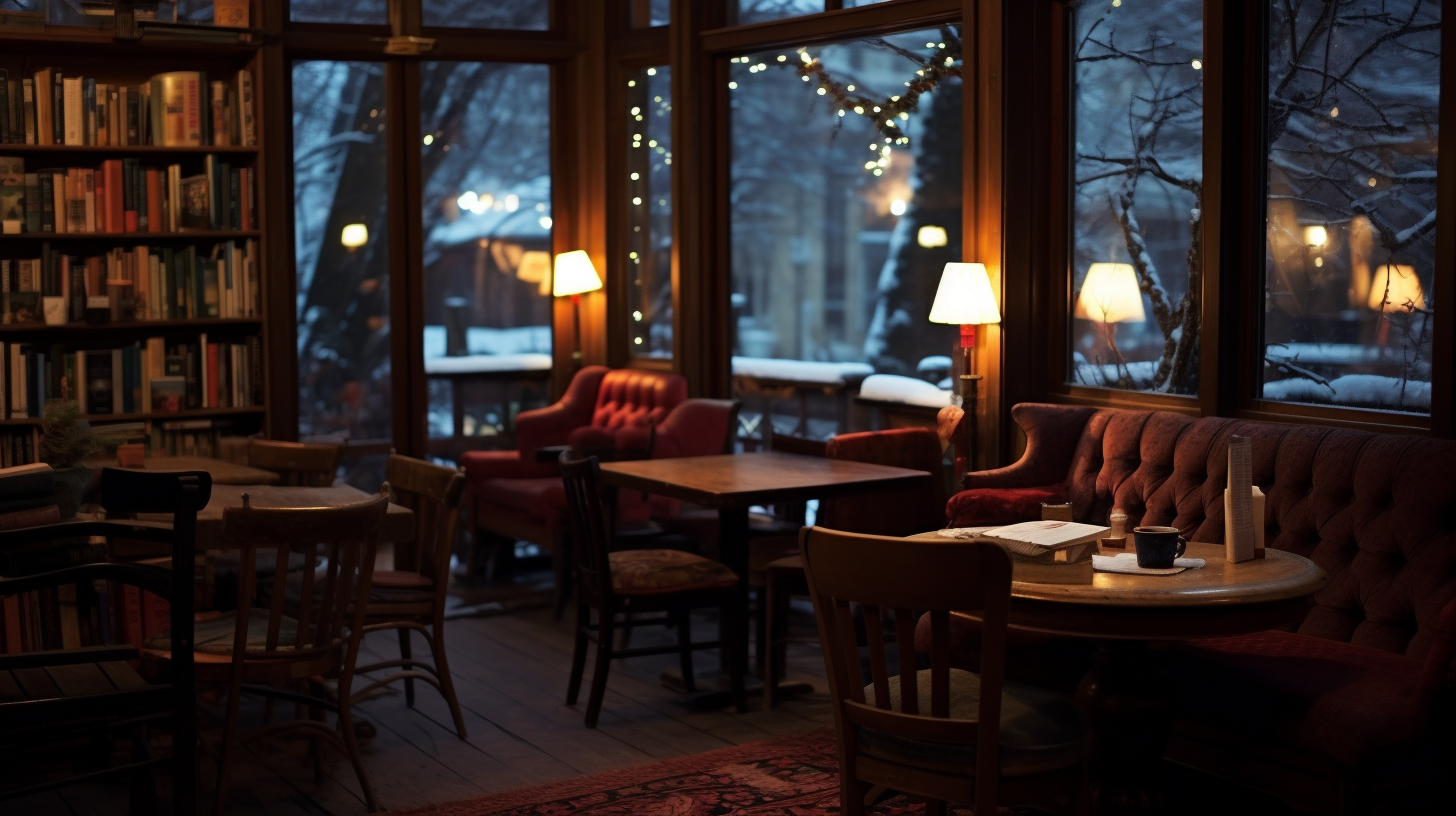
[558,452,615,605]
[384,454,466,590]
[649,398,743,459]
[219,491,388,667]
[801,526,1012,798]
[823,427,945,536]
[591,368,687,430]
[246,439,343,487]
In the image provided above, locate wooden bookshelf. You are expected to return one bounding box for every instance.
[0,11,271,462]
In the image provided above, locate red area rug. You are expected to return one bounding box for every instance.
[393,727,980,815]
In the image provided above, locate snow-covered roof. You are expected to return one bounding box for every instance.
[424,353,552,376]
[423,325,552,358]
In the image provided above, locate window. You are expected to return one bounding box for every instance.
[1260,0,1439,415]
[292,61,391,445]
[1067,0,1203,396]
[734,0,825,26]
[729,26,963,440]
[420,62,553,452]
[423,0,548,30]
[626,66,673,360]
[628,0,671,28]
[290,0,387,24]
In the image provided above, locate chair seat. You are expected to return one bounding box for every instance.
[1166,630,1434,770]
[608,549,739,595]
[764,553,804,572]
[859,668,1088,777]
[147,609,312,656]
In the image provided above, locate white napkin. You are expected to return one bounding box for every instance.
[937,527,994,539]
[1092,552,1206,575]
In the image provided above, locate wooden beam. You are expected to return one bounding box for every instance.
[702,0,960,55]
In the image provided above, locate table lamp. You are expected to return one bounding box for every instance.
[928,262,1001,475]
[553,250,604,368]
[1073,262,1145,371]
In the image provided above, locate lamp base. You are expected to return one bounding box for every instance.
[957,373,981,481]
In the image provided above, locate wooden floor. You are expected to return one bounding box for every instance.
[10,577,835,815]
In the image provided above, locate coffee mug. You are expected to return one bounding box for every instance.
[1133,526,1187,569]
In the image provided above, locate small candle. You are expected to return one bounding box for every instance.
[1109,509,1128,538]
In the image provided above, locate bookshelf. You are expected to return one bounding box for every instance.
[0,13,270,465]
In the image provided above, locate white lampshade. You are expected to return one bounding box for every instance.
[928,263,1001,325]
[552,250,603,297]
[1367,263,1426,313]
[1074,262,1146,324]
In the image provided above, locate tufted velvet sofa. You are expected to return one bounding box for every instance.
[942,402,1456,813]
[461,366,687,583]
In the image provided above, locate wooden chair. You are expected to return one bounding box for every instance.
[245,439,343,487]
[558,452,745,727]
[142,490,389,814]
[349,454,468,739]
[801,526,1087,815]
[0,468,210,814]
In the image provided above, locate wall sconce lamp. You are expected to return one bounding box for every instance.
[553,250,604,368]
[928,262,1001,476]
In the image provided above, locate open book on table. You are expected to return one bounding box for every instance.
[979,520,1110,558]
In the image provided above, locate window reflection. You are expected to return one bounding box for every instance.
[627,66,673,360]
[1260,0,1439,414]
[292,61,392,446]
[1068,0,1203,396]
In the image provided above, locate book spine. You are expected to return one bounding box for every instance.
[62,76,82,146]
[22,79,34,145]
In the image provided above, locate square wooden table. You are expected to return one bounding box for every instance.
[599,451,931,701]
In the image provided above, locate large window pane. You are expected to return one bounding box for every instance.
[1261,1,1439,414]
[628,0,671,28]
[424,0,548,30]
[290,1,387,24]
[421,62,552,460]
[734,0,823,25]
[729,27,963,442]
[292,61,391,446]
[1069,0,1202,395]
[626,66,673,360]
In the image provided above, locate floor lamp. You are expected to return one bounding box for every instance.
[553,250,604,369]
[1073,262,1145,384]
[929,262,1001,479]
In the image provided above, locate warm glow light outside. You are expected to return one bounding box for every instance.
[917,225,948,248]
[928,263,1001,326]
[1303,225,1328,247]
[1074,263,1146,324]
[1367,264,1426,313]
[552,250,604,297]
[340,223,369,249]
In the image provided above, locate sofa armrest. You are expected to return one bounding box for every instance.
[514,366,609,453]
[961,403,1099,490]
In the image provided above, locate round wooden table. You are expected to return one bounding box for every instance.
[933,540,1327,816]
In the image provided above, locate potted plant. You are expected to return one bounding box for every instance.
[39,401,100,518]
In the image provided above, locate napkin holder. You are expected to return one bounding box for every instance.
[1009,540,1096,584]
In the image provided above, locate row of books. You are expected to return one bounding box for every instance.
[0,67,256,148]
[99,418,244,459]
[0,155,258,234]
[0,239,260,324]
[3,334,264,419]
[0,427,39,468]
[0,565,212,654]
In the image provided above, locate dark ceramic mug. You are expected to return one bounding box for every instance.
[1133,526,1187,569]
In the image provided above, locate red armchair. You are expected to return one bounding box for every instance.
[461,366,687,583]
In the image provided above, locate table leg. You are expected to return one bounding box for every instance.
[719,506,750,692]
[1076,642,1173,816]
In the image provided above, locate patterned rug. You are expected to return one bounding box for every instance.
[392,727,982,815]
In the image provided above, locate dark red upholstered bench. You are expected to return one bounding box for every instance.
[942,402,1456,813]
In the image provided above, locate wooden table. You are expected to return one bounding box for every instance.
[600,451,931,703]
[95,456,281,486]
[917,537,1326,815]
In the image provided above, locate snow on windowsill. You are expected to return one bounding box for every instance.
[731,356,875,385]
[858,374,952,408]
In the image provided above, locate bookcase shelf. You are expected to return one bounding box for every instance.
[0,13,272,463]
[0,144,260,155]
[1,231,262,242]
[0,406,265,427]
[0,318,261,336]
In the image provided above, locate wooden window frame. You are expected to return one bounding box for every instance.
[1011,0,1455,439]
